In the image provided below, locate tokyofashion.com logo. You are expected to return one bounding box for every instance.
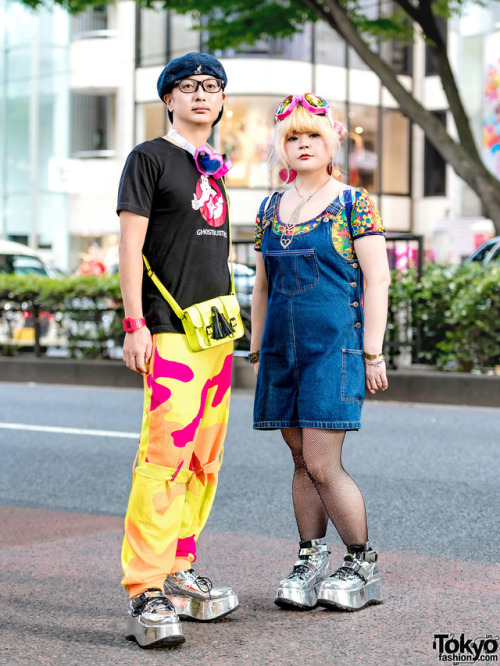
[433,634,499,662]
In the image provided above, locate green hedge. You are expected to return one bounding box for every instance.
[1,263,499,370]
[388,262,500,372]
[0,274,124,358]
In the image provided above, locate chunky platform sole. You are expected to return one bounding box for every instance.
[167,593,239,622]
[317,578,383,611]
[274,584,320,610]
[125,614,185,648]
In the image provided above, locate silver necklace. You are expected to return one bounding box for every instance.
[280,178,331,249]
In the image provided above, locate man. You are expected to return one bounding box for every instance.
[117,52,238,649]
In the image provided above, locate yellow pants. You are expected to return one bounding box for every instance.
[121,333,233,598]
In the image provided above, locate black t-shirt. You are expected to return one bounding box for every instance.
[117,137,230,334]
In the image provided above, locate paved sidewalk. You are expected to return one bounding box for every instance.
[1,506,498,666]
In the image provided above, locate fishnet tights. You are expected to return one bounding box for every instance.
[281,427,368,546]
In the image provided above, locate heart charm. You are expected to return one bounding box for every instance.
[280,235,293,249]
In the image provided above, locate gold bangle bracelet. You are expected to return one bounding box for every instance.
[363,351,383,360]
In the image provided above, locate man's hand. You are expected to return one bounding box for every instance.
[123,327,153,374]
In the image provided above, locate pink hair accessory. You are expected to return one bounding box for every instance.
[279,168,297,183]
[334,121,348,142]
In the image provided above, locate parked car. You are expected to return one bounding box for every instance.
[0,240,64,348]
[0,239,49,276]
[465,236,500,264]
[232,262,255,307]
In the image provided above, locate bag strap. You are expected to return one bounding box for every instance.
[343,188,354,239]
[142,178,235,323]
[142,254,185,320]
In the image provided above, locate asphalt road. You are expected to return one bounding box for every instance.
[0,382,498,561]
[0,382,499,665]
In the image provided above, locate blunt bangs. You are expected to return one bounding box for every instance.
[272,103,339,170]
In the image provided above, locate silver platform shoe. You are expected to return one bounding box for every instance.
[164,569,239,622]
[125,588,185,648]
[275,540,331,610]
[317,547,383,611]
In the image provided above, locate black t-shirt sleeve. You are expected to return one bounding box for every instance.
[116,149,159,218]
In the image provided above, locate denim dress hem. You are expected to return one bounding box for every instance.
[253,420,361,431]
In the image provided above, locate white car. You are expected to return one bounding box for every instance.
[0,240,65,348]
[0,239,50,276]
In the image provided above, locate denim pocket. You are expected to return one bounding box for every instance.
[340,349,365,403]
[265,249,319,296]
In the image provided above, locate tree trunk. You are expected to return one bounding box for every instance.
[320,0,500,235]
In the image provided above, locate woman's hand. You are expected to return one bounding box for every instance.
[365,360,388,394]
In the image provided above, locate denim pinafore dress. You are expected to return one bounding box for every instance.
[253,188,365,430]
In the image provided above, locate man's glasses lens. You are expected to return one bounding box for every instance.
[178,79,222,93]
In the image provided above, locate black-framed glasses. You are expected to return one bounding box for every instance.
[175,78,223,94]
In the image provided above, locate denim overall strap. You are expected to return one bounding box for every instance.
[260,192,281,230]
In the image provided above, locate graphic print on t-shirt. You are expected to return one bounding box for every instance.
[191,175,226,227]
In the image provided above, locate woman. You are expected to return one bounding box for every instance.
[250,93,391,612]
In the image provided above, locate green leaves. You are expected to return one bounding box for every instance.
[389,263,500,372]
[0,274,124,359]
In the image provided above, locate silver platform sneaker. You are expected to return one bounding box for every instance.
[275,540,331,610]
[125,588,185,648]
[317,547,383,611]
[164,569,239,622]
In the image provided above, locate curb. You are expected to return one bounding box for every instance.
[0,355,499,407]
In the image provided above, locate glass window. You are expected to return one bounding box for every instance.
[424,111,447,196]
[170,12,200,59]
[220,96,280,188]
[137,102,167,142]
[381,40,412,76]
[213,25,312,61]
[138,6,167,67]
[71,93,113,156]
[71,6,108,39]
[348,0,378,70]
[425,16,447,76]
[381,109,410,195]
[314,21,346,66]
[348,105,378,191]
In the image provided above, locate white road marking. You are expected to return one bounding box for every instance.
[0,423,140,439]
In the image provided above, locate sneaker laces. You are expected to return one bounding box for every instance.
[141,595,172,614]
[194,575,213,595]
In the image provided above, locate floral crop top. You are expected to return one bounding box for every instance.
[254,187,384,261]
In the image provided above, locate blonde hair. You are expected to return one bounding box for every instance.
[270,103,340,173]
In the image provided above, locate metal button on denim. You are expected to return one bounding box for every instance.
[354,322,361,328]
[352,301,359,307]
[352,263,358,269]
[349,282,357,287]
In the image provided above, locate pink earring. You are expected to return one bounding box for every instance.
[279,168,297,183]
[327,157,334,176]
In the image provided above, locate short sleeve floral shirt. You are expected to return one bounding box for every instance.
[254,187,384,261]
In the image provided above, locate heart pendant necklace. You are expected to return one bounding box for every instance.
[280,177,331,250]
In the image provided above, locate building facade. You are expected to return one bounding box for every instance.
[0,0,498,270]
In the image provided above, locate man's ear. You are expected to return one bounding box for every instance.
[164,92,173,112]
